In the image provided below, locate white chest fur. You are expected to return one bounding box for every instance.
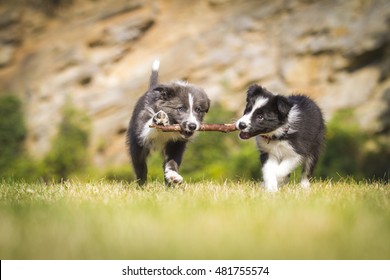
[256,136,303,192]
[140,118,183,151]
[256,136,299,161]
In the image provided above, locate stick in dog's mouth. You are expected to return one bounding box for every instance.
[149,123,238,133]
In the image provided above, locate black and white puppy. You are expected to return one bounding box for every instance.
[127,60,210,185]
[236,85,325,192]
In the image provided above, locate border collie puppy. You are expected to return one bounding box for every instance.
[236,85,325,192]
[127,60,210,185]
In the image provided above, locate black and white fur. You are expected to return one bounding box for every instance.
[127,60,210,185]
[236,85,325,192]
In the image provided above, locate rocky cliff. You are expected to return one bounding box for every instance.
[0,0,389,167]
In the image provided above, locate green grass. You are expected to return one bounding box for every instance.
[0,179,389,259]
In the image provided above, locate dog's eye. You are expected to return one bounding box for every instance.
[257,114,264,121]
[177,107,186,113]
[195,107,202,113]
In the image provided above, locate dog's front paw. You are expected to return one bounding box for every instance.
[165,170,183,185]
[300,178,311,189]
[153,110,170,126]
[262,180,278,193]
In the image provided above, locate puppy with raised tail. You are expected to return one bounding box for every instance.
[236,85,325,192]
[127,60,210,185]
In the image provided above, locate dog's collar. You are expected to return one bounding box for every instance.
[261,126,290,144]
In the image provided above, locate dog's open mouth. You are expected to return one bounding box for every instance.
[239,131,253,140]
[181,131,194,138]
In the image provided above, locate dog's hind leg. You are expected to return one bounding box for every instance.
[275,156,301,186]
[300,156,317,189]
[163,141,186,186]
[130,143,149,185]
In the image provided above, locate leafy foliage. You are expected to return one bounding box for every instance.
[42,101,90,181]
[0,96,90,182]
[0,95,27,175]
[316,109,390,181]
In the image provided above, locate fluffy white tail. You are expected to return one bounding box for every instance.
[150,59,160,88]
[152,59,160,71]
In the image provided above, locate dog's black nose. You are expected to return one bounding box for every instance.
[238,122,247,130]
[188,123,197,131]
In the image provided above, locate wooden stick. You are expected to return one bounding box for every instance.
[149,123,238,133]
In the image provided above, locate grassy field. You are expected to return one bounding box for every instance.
[0,179,389,259]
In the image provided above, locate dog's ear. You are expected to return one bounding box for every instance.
[276,95,292,118]
[246,84,273,101]
[153,85,175,100]
[246,84,260,101]
[205,97,211,113]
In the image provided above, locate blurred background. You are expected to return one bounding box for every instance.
[0,0,389,182]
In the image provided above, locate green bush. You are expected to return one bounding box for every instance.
[316,109,363,179]
[0,95,27,175]
[103,165,135,182]
[316,109,390,181]
[43,101,90,181]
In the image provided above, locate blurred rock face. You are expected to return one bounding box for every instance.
[0,0,389,167]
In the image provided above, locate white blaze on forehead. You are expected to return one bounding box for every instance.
[188,93,199,128]
[252,97,269,111]
[189,93,194,110]
[236,97,269,128]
